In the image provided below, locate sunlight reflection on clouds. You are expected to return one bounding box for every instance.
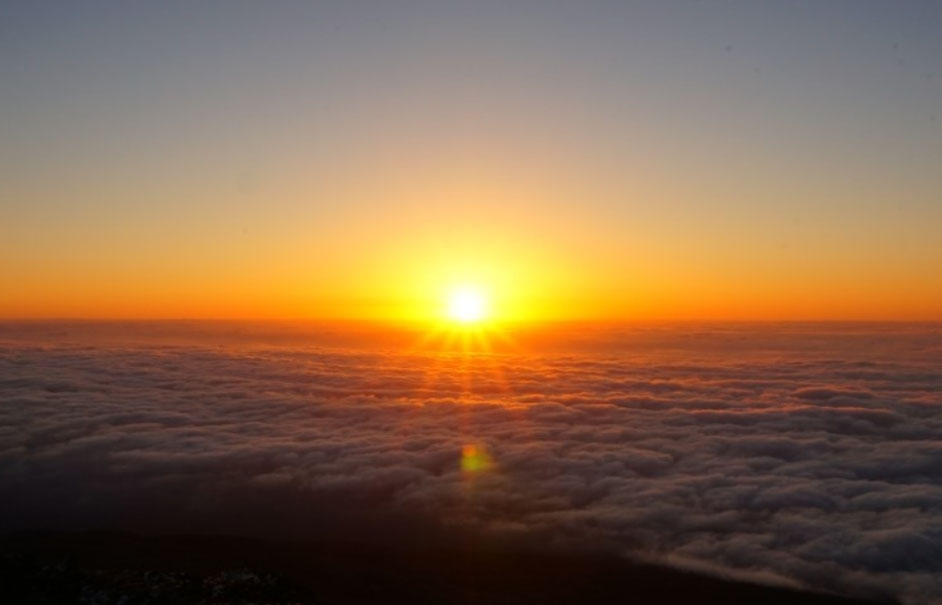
[0,322,940,602]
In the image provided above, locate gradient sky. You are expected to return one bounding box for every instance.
[2,1,940,320]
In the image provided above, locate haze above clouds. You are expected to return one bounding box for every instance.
[1,322,940,602]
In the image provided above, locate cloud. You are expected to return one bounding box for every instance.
[0,321,940,602]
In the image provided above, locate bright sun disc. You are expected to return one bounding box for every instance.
[448,287,488,323]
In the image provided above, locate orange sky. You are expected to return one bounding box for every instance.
[2,3,941,321]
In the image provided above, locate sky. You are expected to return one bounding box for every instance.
[1,1,941,320]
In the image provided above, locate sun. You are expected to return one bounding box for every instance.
[414,284,515,353]
[447,286,488,323]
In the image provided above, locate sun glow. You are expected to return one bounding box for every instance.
[447,286,488,323]
[411,282,517,354]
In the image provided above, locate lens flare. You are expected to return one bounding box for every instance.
[461,443,493,473]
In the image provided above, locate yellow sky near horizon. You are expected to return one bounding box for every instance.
[4,142,941,321]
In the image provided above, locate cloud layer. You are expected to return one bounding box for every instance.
[1,322,941,602]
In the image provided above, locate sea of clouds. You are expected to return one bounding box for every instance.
[1,321,940,602]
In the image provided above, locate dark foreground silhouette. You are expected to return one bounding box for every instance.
[0,531,889,604]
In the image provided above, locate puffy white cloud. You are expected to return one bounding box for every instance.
[0,321,940,602]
